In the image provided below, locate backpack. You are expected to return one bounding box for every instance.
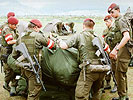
[123,7,133,57]
[43,19,75,36]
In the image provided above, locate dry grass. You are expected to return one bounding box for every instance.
[0,67,133,100]
[101,67,133,100]
[0,72,26,100]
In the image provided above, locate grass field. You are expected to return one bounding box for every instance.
[0,15,106,35]
[0,15,133,100]
[0,66,133,100]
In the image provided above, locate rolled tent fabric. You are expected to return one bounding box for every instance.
[41,47,80,87]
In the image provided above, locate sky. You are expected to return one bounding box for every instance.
[0,0,133,16]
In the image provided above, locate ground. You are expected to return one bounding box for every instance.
[0,66,133,100]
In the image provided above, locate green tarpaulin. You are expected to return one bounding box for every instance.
[40,47,80,100]
[41,47,80,87]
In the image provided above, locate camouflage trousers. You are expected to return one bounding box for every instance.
[21,68,42,100]
[75,69,106,100]
[3,63,17,87]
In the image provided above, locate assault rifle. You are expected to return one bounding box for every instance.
[0,36,3,73]
[1,60,3,73]
[15,43,46,91]
[92,37,117,86]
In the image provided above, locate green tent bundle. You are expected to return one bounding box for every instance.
[41,47,80,86]
[40,47,80,100]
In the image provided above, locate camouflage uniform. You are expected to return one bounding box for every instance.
[0,22,8,68]
[113,15,131,97]
[1,25,19,89]
[0,22,8,48]
[12,29,56,100]
[66,29,106,100]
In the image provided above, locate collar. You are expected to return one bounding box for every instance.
[83,29,94,34]
[25,29,34,35]
[115,15,122,21]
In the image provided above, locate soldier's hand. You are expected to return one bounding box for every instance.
[109,48,117,60]
[58,40,68,49]
[23,63,31,68]
[16,62,31,68]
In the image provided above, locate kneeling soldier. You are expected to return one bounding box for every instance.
[12,19,56,100]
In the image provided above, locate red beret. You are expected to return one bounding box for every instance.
[108,3,117,13]
[104,15,112,21]
[7,12,15,18]
[84,18,95,24]
[8,17,18,25]
[30,19,42,28]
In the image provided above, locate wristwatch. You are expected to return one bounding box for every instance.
[115,47,119,51]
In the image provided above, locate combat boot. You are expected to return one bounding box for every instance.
[104,81,111,90]
[129,62,133,67]
[120,96,128,100]
[10,87,16,96]
[129,58,133,67]
[112,96,129,100]
[3,82,10,92]
[17,91,28,97]
[112,97,119,100]
[110,84,117,93]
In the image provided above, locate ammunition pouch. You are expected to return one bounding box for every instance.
[79,59,102,68]
[1,54,9,62]
[106,32,121,48]
[7,54,21,74]
[88,65,110,72]
[79,59,100,69]
[0,45,12,63]
[79,59,110,72]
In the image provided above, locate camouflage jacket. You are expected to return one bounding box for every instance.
[66,29,102,64]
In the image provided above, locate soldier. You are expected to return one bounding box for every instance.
[102,15,113,38]
[59,18,107,100]
[108,3,131,100]
[62,22,76,35]
[102,15,117,93]
[0,12,15,71]
[66,22,75,33]
[12,19,56,100]
[1,17,19,96]
[0,12,28,37]
[0,12,15,33]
